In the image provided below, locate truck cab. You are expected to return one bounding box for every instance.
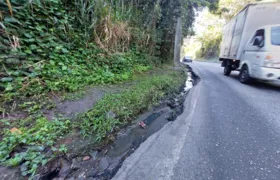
[239,25,280,83]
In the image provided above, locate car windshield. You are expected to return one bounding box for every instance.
[271,26,280,46]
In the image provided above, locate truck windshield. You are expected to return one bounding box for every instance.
[271,26,280,46]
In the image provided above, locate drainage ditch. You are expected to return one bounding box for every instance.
[46,65,200,180]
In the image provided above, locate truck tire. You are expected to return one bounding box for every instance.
[239,65,251,84]
[224,65,231,76]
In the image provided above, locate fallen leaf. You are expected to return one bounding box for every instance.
[10,127,22,134]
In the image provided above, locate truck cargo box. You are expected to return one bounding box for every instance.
[220,3,280,60]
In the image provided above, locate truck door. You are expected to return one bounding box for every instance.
[242,29,265,77]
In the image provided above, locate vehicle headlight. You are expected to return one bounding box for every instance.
[263,54,275,68]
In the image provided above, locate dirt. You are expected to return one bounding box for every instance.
[0,166,22,180]
[48,107,176,180]
[44,85,126,120]
[0,65,197,180]
[40,65,198,180]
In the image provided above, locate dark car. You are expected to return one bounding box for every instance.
[182,56,193,63]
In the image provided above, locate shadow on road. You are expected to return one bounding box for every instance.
[229,73,280,92]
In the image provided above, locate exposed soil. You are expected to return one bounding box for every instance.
[0,65,198,180]
[44,83,133,120]
[39,65,199,180]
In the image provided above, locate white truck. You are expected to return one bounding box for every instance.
[219,2,280,83]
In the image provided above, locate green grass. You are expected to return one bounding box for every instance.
[80,68,186,141]
[0,49,153,114]
[0,67,186,178]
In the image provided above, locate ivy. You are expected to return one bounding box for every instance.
[0,116,71,177]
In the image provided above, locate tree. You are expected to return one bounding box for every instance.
[216,0,261,20]
[185,0,279,60]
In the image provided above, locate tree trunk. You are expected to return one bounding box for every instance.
[174,17,182,67]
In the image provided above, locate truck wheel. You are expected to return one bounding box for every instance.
[223,65,231,76]
[239,65,251,84]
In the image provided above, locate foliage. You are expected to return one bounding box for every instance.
[195,17,223,59]
[0,67,185,177]
[215,0,262,20]
[215,0,280,21]
[80,69,185,142]
[186,0,271,60]
[0,0,216,177]
[0,116,71,177]
[0,44,152,114]
[0,0,219,114]
[182,8,223,59]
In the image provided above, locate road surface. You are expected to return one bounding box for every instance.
[112,61,280,180]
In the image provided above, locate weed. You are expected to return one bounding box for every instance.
[0,0,154,115]
[1,49,152,115]
[0,116,72,177]
[79,69,185,142]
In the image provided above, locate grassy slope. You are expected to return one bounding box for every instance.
[0,1,186,178]
[0,67,186,177]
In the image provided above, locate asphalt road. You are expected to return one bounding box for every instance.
[112,61,280,180]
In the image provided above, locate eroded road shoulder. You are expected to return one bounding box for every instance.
[112,66,200,180]
[113,62,280,180]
